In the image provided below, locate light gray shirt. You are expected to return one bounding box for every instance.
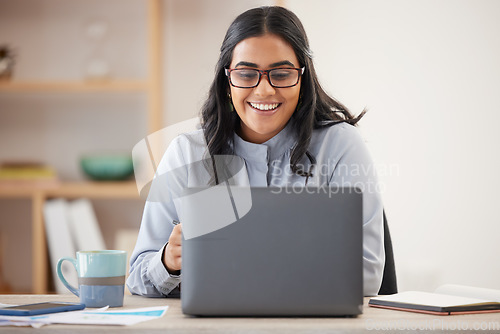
[127,122,385,297]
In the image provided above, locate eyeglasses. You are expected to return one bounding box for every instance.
[225,67,305,88]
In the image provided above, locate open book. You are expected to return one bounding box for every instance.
[369,284,500,315]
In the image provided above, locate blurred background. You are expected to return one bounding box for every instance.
[0,0,499,294]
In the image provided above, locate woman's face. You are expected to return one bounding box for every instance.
[229,33,301,144]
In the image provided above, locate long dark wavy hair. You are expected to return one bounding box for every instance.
[201,6,364,180]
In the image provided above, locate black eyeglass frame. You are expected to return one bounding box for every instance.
[225,67,305,88]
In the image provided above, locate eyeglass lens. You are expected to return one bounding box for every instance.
[230,69,300,88]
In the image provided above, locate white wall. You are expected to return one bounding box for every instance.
[287,0,500,291]
[162,0,272,125]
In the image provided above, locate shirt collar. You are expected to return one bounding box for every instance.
[233,121,296,163]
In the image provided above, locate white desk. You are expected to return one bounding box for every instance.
[1,294,499,333]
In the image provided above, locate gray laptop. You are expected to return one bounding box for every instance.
[179,186,363,316]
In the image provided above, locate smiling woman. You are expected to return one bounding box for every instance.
[127,6,386,299]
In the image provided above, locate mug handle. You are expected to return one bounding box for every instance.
[56,257,79,297]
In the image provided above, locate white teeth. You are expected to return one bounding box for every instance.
[250,102,279,111]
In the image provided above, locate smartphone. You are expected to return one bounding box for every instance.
[0,302,85,316]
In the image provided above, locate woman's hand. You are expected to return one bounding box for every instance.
[163,223,182,274]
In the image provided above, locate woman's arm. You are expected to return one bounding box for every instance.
[126,199,182,297]
[126,136,190,297]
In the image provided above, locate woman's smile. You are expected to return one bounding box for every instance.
[247,102,282,114]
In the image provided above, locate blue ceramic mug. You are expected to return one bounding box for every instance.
[57,250,127,308]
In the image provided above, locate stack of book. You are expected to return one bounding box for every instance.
[0,161,59,189]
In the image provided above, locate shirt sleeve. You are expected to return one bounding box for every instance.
[126,136,188,297]
[327,124,385,296]
[126,240,181,297]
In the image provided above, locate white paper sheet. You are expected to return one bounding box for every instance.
[0,306,168,328]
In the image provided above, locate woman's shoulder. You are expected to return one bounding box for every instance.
[169,128,206,149]
[158,129,206,172]
[309,122,372,165]
[312,121,363,144]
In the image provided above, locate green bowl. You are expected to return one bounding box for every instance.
[80,154,134,181]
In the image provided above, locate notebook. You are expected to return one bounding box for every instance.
[369,284,500,315]
[178,186,363,316]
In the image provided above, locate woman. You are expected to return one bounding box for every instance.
[127,6,384,297]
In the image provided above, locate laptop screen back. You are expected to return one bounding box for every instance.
[180,186,363,316]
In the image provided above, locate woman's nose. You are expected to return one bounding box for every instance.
[254,74,276,96]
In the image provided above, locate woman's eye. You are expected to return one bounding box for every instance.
[271,70,292,81]
[235,70,258,80]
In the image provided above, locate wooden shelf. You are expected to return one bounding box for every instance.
[0,181,58,198]
[46,181,140,198]
[0,80,149,93]
[0,181,140,199]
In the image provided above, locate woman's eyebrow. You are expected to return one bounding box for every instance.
[234,61,258,68]
[269,60,295,68]
[234,60,296,68]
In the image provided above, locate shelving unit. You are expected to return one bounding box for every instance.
[0,181,139,293]
[0,0,163,293]
[0,80,149,92]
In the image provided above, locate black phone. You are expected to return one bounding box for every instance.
[0,302,85,316]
